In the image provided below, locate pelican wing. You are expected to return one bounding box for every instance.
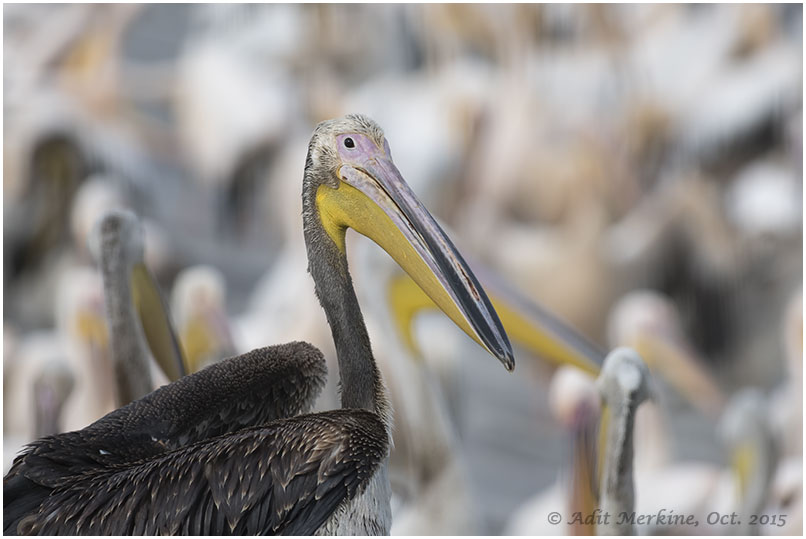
[7,410,388,535]
[5,343,326,485]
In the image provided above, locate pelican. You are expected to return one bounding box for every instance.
[351,232,607,532]
[385,266,740,535]
[628,386,786,535]
[54,266,117,432]
[385,270,726,419]
[506,349,650,536]
[596,350,782,537]
[170,265,237,373]
[4,114,513,535]
[4,266,111,473]
[596,348,651,536]
[3,335,76,474]
[768,287,802,458]
[30,359,76,440]
[505,365,600,536]
[764,458,802,535]
[762,288,802,534]
[717,388,778,535]
[88,209,186,405]
[505,350,650,537]
[606,289,725,419]
[379,245,603,438]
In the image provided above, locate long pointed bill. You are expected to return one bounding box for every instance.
[130,262,188,381]
[387,269,604,376]
[316,138,514,370]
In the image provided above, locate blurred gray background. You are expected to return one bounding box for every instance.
[4,4,803,535]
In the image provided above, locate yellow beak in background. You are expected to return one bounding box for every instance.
[75,309,109,351]
[130,262,188,381]
[632,333,725,419]
[386,269,725,420]
[386,272,603,376]
[731,442,756,500]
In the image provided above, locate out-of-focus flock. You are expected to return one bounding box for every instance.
[3,4,803,535]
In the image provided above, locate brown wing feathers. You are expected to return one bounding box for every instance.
[5,343,391,536]
[17,410,387,535]
[7,342,326,480]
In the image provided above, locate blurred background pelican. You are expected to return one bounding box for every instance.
[3,3,802,535]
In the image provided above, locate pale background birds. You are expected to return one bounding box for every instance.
[4,3,801,535]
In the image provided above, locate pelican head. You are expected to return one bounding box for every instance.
[88,209,186,385]
[89,208,145,268]
[550,366,600,429]
[70,175,128,260]
[302,114,513,370]
[170,265,234,373]
[597,347,651,406]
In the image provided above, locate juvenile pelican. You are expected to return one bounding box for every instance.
[768,288,803,457]
[381,252,604,435]
[3,336,76,474]
[596,348,651,536]
[4,114,513,535]
[718,388,778,535]
[55,267,116,431]
[170,265,236,373]
[88,209,186,404]
[507,351,650,537]
[30,359,76,440]
[4,267,110,473]
[505,365,600,536]
[607,290,725,419]
[351,235,608,533]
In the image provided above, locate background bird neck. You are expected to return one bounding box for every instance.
[99,247,153,405]
[598,398,637,534]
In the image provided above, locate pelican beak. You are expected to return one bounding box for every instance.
[130,262,188,381]
[180,309,231,373]
[179,317,214,374]
[75,307,109,351]
[570,413,599,535]
[633,332,725,418]
[387,270,604,376]
[597,402,610,488]
[730,442,756,498]
[316,134,514,370]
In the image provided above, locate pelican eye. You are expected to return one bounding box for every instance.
[344,137,355,149]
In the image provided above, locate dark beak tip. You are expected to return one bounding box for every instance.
[498,348,516,372]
